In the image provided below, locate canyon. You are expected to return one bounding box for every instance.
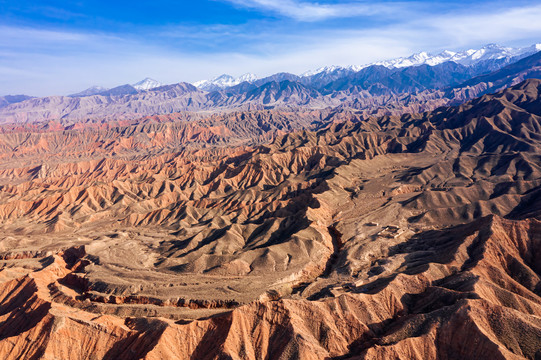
[0,72,540,358]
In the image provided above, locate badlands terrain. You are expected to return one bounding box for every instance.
[0,50,541,359]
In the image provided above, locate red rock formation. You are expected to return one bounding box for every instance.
[0,217,540,359]
[0,79,540,358]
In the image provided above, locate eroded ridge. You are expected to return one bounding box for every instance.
[0,217,540,359]
[0,79,541,358]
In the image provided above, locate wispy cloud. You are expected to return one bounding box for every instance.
[0,2,540,96]
[221,0,407,21]
[422,4,541,48]
[0,26,89,44]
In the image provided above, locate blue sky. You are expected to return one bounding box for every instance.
[1,0,541,96]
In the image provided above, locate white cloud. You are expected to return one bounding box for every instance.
[421,4,541,48]
[1,3,540,96]
[221,0,406,21]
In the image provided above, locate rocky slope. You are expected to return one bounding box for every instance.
[0,83,206,124]
[195,43,541,91]
[0,79,540,358]
[1,50,540,125]
[450,51,541,102]
[0,95,33,108]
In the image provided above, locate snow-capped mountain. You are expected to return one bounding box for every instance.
[3,49,541,123]
[69,86,109,97]
[375,43,540,68]
[301,65,364,78]
[302,43,541,77]
[70,43,541,96]
[71,79,162,97]
[132,78,163,91]
[193,73,258,91]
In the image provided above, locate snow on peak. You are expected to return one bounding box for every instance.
[237,73,258,82]
[132,78,163,91]
[193,73,258,91]
[518,43,541,55]
[69,86,109,97]
[299,42,541,78]
[301,65,344,77]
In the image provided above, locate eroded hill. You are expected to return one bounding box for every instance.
[0,79,541,359]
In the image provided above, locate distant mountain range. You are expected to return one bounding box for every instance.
[195,43,541,91]
[69,78,164,97]
[66,43,541,96]
[0,43,540,124]
[194,73,258,92]
[0,94,34,109]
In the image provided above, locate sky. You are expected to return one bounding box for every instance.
[1,0,541,96]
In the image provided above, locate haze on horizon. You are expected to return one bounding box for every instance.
[1,0,541,96]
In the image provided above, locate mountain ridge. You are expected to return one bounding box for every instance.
[0,79,540,358]
[195,42,541,91]
[0,48,540,124]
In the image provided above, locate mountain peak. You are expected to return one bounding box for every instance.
[481,43,505,50]
[132,78,163,91]
[301,65,344,77]
[193,73,259,91]
[300,42,541,77]
[214,74,235,81]
[69,86,109,97]
[237,73,258,82]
